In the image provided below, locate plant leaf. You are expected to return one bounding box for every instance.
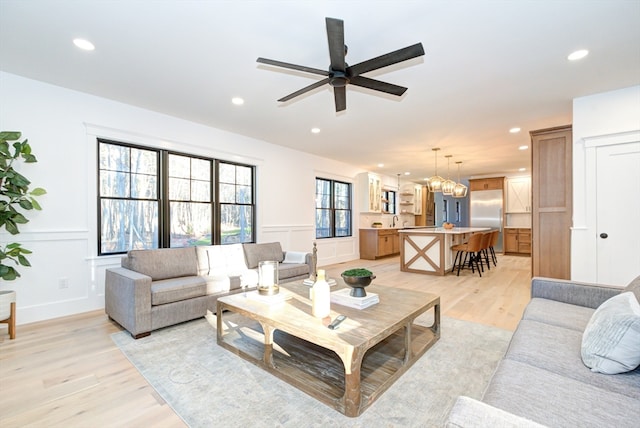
[17,254,31,267]
[30,187,47,196]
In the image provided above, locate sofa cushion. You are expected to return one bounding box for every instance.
[278,263,310,280]
[522,298,594,331]
[124,247,197,281]
[150,276,206,305]
[483,359,639,428]
[581,292,640,374]
[243,242,284,268]
[505,319,640,399]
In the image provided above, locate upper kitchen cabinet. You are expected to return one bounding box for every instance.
[469,177,504,191]
[505,176,531,213]
[358,172,382,213]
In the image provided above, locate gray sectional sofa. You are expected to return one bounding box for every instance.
[105,242,311,338]
[446,275,640,428]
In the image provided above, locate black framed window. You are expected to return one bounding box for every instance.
[98,139,255,255]
[315,178,352,239]
[383,190,396,214]
[218,162,254,244]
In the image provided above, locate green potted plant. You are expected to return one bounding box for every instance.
[1,131,46,281]
[341,268,376,297]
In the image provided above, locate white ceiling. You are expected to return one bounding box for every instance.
[1,0,639,182]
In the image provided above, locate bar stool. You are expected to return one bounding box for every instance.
[0,290,16,340]
[488,229,499,266]
[477,232,493,272]
[451,232,484,277]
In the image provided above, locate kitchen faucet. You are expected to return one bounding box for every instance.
[392,215,399,227]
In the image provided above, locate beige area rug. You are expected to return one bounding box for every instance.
[111,313,512,428]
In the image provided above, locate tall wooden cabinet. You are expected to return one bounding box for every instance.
[530,125,572,279]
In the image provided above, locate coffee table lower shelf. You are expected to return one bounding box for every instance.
[216,312,439,417]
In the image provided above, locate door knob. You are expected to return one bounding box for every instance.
[600,233,608,239]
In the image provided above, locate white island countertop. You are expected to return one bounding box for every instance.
[399,227,490,234]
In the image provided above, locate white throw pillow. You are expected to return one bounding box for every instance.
[581,292,640,374]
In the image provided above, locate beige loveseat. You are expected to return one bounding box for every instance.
[105,242,311,338]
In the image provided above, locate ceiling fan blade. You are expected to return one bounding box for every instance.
[278,78,330,102]
[347,43,425,77]
[334,86,346,112]
[349,76,407,96]
[257,57,328,76]
[326,17,345,71]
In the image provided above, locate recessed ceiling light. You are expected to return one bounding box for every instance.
[509,127,521,134]
[310,127,321,134]
[519,167,526,172]
[519,145,529,150]
[568,49,589,61]
[423,177,429,181]
[73,38,95,51]
[377,163,384,167]
[404,172,410,175]
[231,97,244,105]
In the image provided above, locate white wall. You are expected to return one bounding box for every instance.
[572,85,640,282]
[0,72,367,324]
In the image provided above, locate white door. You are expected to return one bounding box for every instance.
[596,141,640,285]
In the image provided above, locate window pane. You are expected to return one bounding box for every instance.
[191,180,210,202]
[100,170,130,197]
[219,163,235,183]
[316,179,331,208]
[334,182,350,209]
[335,210,351,237]
[236,185,251,204]
[169,202,212,247]
[220,183,235,203]
[169,154,190,179]
[236,165,251,185]
[169,177,190,200]
[131,148,157,175]
[315,208,332,238]
[220,204,253,244]
[191,158,210,180]
[101,199,158,253]
[131,173,157,199]
[100,143,129,171]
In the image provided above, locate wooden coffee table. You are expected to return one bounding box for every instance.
[216,282,440,417]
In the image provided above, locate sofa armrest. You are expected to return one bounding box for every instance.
[105,267,152,337]
[445,396,547,428]
[531,277,623,309]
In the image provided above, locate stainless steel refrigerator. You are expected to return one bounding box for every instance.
[469,189,503,252]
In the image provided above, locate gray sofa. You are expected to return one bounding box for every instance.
[446,276,640,428]
[105,242,311,339]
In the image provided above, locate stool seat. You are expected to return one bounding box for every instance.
[0,290,16,340]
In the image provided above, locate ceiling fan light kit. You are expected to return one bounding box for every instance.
[257,17,425,112]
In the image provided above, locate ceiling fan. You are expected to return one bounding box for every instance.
[257,17,425,112]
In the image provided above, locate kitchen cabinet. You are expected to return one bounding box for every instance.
[359,228,400,260]
[531,125,572,279]
[506,177,531,213]
[358,172,382,213]
[504,228,531,254]
[469,177,504,191]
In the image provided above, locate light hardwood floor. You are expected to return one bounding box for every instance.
[0,254,531,427]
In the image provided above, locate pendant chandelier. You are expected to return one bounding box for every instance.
[427,148,444,192]
[441,155,456,196]
[452,161,468,198]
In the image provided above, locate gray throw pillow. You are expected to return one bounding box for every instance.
[581,292,640,374]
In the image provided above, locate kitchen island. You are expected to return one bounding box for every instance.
[399,227,491,275]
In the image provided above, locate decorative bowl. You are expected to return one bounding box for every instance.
[443,222,455,229]
[341,269,376,297]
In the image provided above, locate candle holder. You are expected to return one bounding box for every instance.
[257,261,279,295]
